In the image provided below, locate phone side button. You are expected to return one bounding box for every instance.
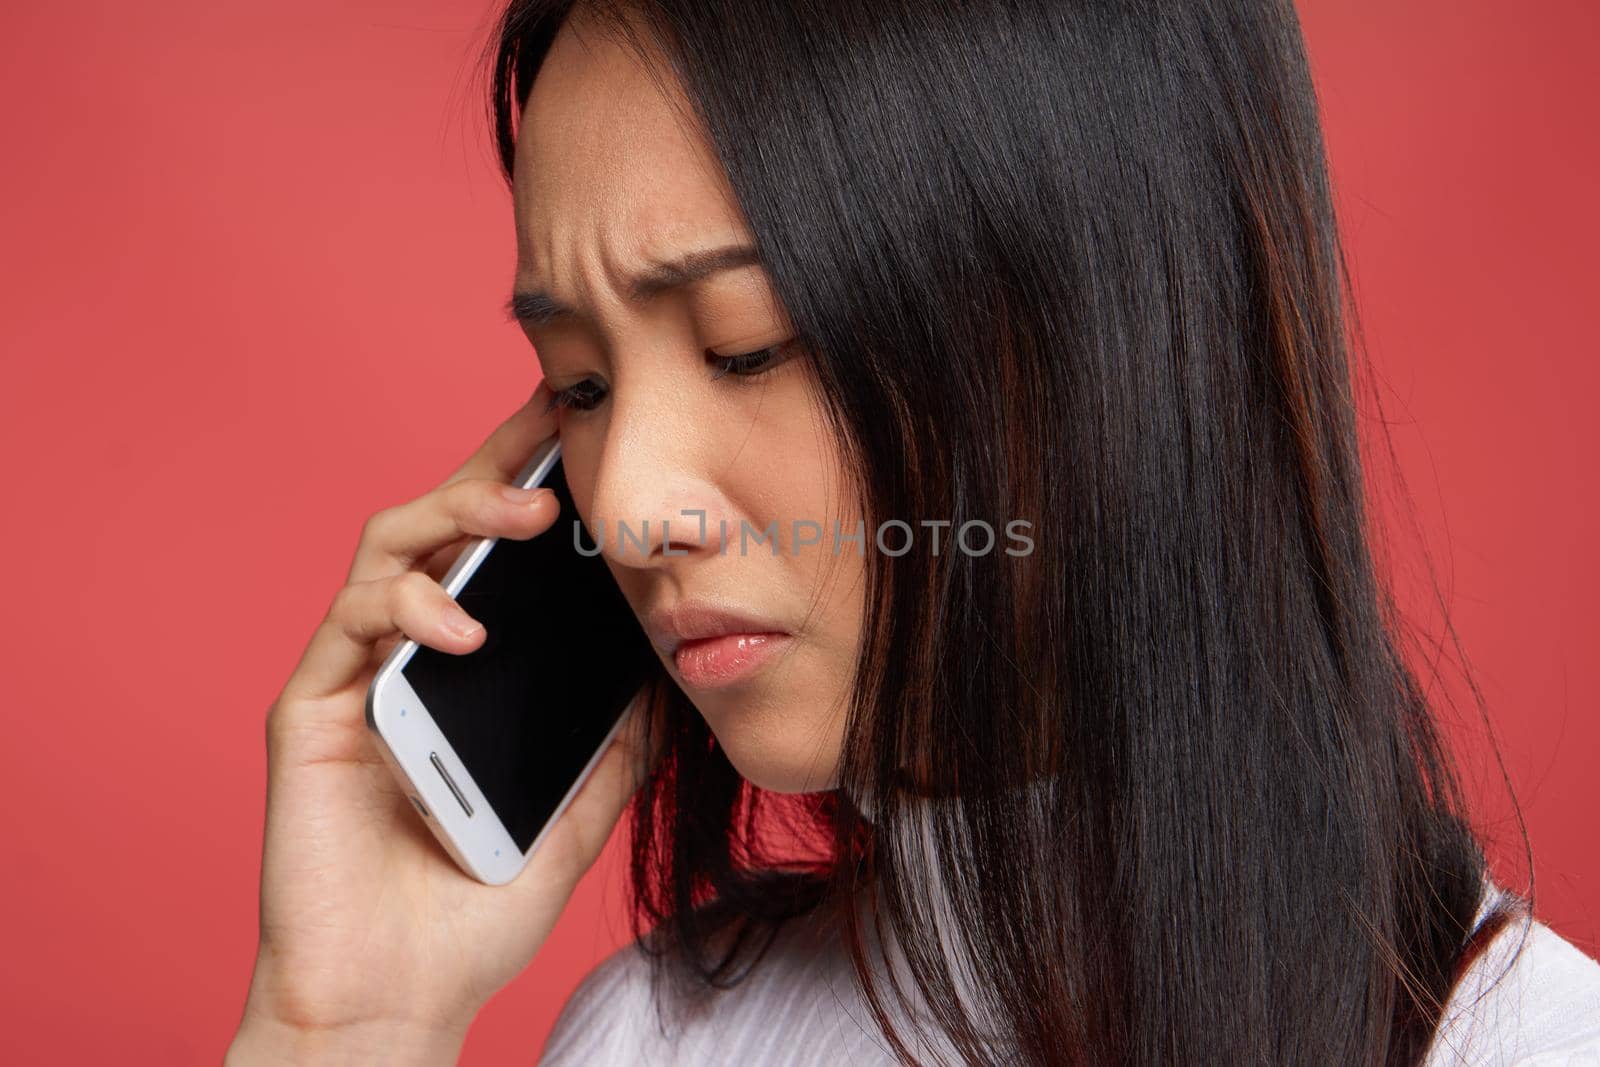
[409,794,430,819]
[429,751,475,817]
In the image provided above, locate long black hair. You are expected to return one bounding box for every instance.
[481,1,1532,1062]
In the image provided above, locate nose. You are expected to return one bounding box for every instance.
[584,397,733,571]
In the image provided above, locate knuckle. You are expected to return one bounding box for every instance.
[461,477,504,529]
[392,568,439,608]
[264,698,294,752]
[325,582,359,627]
[359,505,398,546]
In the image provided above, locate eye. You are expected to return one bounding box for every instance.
[708,342,796,381]
[542,377,608,414]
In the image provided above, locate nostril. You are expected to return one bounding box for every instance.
[661,510,738,557]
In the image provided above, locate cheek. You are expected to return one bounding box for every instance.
[550,414,599,504]
[747,378,865,635]
[742,377,858,531]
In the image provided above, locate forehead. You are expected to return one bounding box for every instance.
[511,12,745,273]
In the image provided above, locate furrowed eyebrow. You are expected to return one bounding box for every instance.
[504,242,763,327]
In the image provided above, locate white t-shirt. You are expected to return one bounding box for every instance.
[538,878,1600,1065]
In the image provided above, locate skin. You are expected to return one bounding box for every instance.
[513,9,865,794]
[227,12,863,1063]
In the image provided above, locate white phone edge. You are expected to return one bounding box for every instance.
[362,435,632,886]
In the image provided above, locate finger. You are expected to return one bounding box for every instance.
[279,570,486,707]
[599,685,668,799]
[345,477,559,586]
[442,379,561,487]
[618,683,670,786]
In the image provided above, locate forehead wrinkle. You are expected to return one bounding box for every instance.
[507,13,754,334]
[506,239,765,328]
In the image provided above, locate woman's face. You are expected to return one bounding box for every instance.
[510,15,865,793]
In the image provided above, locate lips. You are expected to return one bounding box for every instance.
[643,599,794,688]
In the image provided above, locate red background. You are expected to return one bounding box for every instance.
[0,2,1594,1062]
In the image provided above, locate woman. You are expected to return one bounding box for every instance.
[225,1,1600,1063]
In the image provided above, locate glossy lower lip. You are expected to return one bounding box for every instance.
[673,632,791,688]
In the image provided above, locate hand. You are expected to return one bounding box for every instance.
[227,383,661,1065]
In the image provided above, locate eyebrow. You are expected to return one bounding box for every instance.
[504,242,763,327]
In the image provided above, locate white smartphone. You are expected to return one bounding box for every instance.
[364,436,658,885]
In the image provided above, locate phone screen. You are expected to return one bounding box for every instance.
[399,457,658,853]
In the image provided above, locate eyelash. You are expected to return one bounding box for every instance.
[542,343,795,414]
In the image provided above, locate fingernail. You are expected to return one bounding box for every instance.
[443,604,482,638]
[500,485,550,506]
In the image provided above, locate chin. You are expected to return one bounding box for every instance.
[698,704,844,794]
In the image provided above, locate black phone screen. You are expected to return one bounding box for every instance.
[400,456,658,853]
